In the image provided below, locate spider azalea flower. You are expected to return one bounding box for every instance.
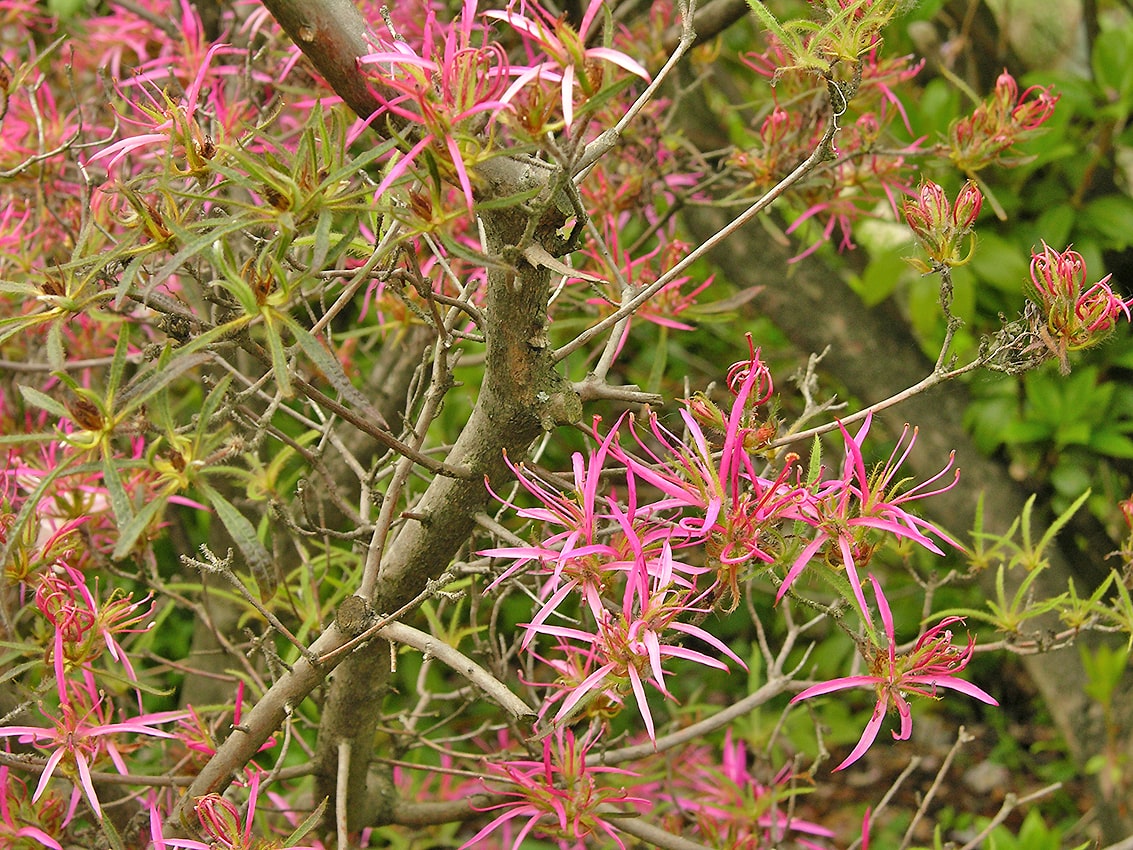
[791,576,998,771]
[485,0,650,130]
[777,411,960,627]
[464,728,647,850]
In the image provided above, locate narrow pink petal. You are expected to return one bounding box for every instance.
[892,695,913,740]
[74,754,102,818]
[372,135,433,199]
[834,699,887,771]
[32,748,66,803]
[641,630,668,695]
[667,620,746,669]
[585,47,650,81]
[660,643,730,671]
[838,535,872,626]
[554,663,614,723]
[444,133,476,212]
[870,574,895,647]
[776,534,825,603]
[908,675,998,705]
[457,808,526,850]
[13,827,62,850]
[627,666,655,743]
[791,675,879,703]
[561,63,575,128]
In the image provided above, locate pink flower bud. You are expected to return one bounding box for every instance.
[1029,242,1087,301]
[1120,496,1133,530]
[195,794,244,843]
[993,70,1019,113]
[951,180,983,230]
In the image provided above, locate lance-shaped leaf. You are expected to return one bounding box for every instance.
[196,480,276,600]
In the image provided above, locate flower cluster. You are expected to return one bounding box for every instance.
[660,731,834,848]
[357,0,649,216]
[949,70,1059,173]
[1026,242,1133,373]
[737,39,925,260]
[485,0,649,133]
[466,729,646,850]
[902,179,983,271]
[359,0,513,212]
[486,336,966,747]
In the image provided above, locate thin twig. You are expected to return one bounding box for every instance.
[336,740,350,850]
[847,757,922,850]
[958,782,1064,850]
[767,356,985,450]
[575,0,699,175]
[555,110,841,364]
[899,725,973,850]
[611,810,719,850]
[379,621,535,720]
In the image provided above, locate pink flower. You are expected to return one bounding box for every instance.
[791,576,998,771]
[778,412,959,624]
[465,728,646,850]
[0,767,64,850]
[485,0,649,130]
[578,227,715,354]
[0,688,187,818]
[147,771,322,850]
[36,563,154,698]
[527,540,745,742]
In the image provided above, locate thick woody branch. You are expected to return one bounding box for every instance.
[258,0,382,120]
[312,179,581,829]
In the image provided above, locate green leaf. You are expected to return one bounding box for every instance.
[969,232,1029,295]
[46,321,65,371]
[105,324,133,405]
[1033,487,1090,557]
[1088,430,1133,458]
[196,481,276,600]
[101,452,135,533]
[261,308,293,398]
[309,207,334,273]
[111,495,170,561]
[281,313,388,424]
[283,797,329,847]
[146,215,253,294]
[807,435,823,485]
[1092,27,1133,111]
[1081,194,1133,251]
[118,351,212,415]
[17,385,70,420]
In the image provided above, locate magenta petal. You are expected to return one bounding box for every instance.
[791,674,879,703]
[908,675,999,706]
[834,698,887,771]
